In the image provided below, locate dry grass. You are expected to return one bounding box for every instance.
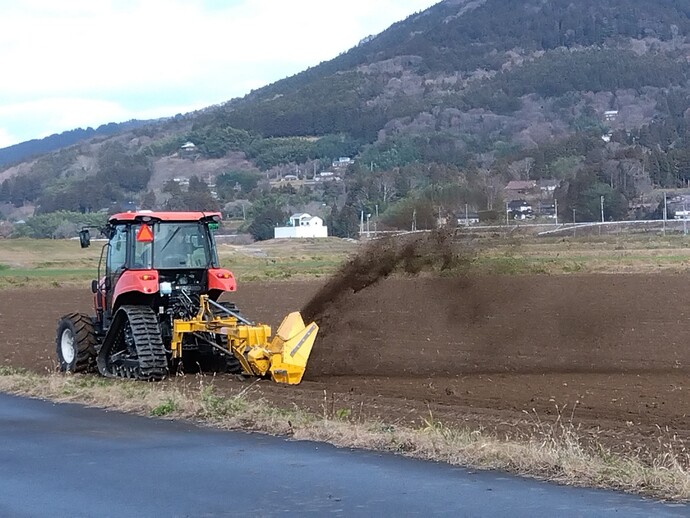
[474,235,690,274]
[0,237,358,288]
[0,369,687,502]
[215,238,358,281]
[4,234,690,289]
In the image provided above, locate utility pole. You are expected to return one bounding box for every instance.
[554,198,558,225]
[465,203,469,226]
[663,192,668,236]
[573,208,576,237]
[684,201,688,236]
[412,209,417,232]
[360,210,364,237]
[506,202,510,225]
[600,195,605,223]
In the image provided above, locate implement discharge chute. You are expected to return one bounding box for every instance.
[55,211,318,384]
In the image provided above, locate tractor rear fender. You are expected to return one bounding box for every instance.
[207,268,237,293]
[112,270,159,309]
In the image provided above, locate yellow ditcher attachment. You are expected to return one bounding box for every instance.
[171,295,318,384]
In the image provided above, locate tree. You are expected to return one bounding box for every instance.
[163,177,220,211]
[97,141,152,191]
[562,177,628,221]
[140,190,157,210]
[216,170,261,197]
[247,199,287,241]
[327,203,360,238]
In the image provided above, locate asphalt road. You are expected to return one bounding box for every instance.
[0,393,687,517]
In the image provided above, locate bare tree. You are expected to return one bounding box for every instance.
[507,157,534,180]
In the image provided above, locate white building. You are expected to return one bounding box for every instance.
[331,157,352,168]
[274,213,329,239]
[604,110,619,121]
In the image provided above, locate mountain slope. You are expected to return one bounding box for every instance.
[4,0,690,230]
[0,119,152,168]
[214,0,690,139]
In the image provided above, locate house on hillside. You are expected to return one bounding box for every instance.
[505,180,537,199]
[331,157,353,168]
[179,141,198,158]
[315,171,341,182]
[537,202,557,218]
[537,179,560,197]
[604,110,619,122]
[456,212,480,226]
[507,199,534,220]
[274,213,329,239]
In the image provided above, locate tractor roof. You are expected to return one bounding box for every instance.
[109,211,222,224]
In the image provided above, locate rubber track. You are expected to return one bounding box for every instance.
[98,306,168,381]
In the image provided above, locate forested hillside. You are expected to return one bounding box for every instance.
[0,120,150,168]
[4,0,690,237]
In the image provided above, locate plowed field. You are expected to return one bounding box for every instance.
[1,274,689,455]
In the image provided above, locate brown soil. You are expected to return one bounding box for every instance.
[1,273,689,458]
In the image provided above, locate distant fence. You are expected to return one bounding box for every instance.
[358,219,690,239]
[536,219,690,237]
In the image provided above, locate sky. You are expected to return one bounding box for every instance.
[0,0,439,148]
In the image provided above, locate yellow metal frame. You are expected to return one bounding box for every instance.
[171,295,318,385]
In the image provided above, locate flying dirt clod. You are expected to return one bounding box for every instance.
[302,230,466,324]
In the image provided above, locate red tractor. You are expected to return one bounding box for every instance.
[56,211,318,384]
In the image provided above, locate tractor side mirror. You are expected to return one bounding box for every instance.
[79,229,91,248]
[91,280,98,294]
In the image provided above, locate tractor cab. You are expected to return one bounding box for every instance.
[127,219,216,270]
[81,212,236,325]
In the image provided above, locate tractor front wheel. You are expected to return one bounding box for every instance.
[56,313,97,373]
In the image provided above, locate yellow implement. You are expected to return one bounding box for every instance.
[171,295,318,384]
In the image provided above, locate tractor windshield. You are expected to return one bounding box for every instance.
[133,222,217,269]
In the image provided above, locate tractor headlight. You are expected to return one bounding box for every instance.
[160,282,173,295]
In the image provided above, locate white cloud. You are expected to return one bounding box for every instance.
[0,97,211,142]
[0,128,18,149]
[0,98,128,142]
[0,0,438,146]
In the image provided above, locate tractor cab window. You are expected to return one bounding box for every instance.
[133,226,153,269]
[107,225,128,271]
[151,223,214,269]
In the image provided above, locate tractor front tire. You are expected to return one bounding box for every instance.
[56,313,97,373]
